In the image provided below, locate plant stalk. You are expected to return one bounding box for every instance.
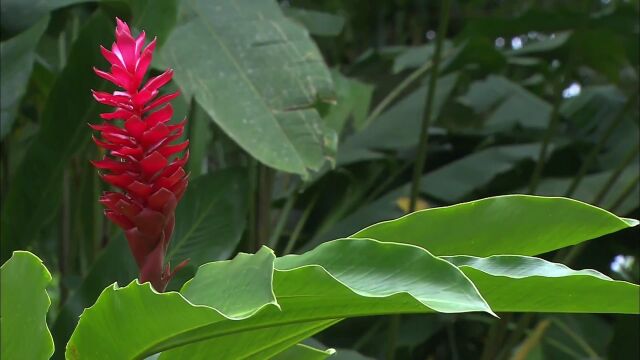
[592,145,639,205]
[282,194,318,255]
[364,52,453,127]
[528,78,565,194]
[408,0,452,212]
[256,165,274,249]
[246,158,258,252]
[268,187,298,250]
[564,92,636,197]
[610,174,640,212]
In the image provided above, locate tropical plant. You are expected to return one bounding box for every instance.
[1,0,638,359]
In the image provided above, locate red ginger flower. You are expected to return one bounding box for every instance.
[91,18,189,291]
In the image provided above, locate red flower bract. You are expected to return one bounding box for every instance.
[91,18,189,291]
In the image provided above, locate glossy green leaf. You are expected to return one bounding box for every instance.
[66,247,277,360]
[444,255,640,313]
[67,239,491,359]
[0,15,49,139]
[353,195,637,257]
[1,251,54,359]
[160,0,335,177]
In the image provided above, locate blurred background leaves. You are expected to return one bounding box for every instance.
[0,0,638,359]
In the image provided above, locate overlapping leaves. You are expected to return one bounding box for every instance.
[62,195,638,358]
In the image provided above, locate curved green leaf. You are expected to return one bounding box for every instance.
[161,239,491,359]
[66,247,278,360]
[353,195,637,257]
[160,0,335,177]
[67,239,490,359]
[419,143,544,203]
[0,15,49,139]
[444,255,640,313]
[1,251,54,359]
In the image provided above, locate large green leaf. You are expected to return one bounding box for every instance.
[419,143,544,202]
[1,251,54,359]
[393,36,505,74]
[0,12,113,262]
[353,195,637,257]
[0,16,49,139]
[66,239,490,359]
[531,166,639,215]
[167,168,249,272]
[458,75,551,130]
[444,255,640,313]
[53,169,247,355]
[282,7,345,37]
[160,0,335,177]
[0,0,82,34]
[338,72,458,165]
[161,239,491,358]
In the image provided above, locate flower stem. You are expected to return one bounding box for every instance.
[408,0,452,213]
[282,194,318,255]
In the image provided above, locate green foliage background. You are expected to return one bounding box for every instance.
[0,0,638,359]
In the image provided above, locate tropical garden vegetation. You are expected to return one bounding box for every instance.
[1,0,638,359]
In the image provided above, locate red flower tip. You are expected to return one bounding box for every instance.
[91,18,189,291]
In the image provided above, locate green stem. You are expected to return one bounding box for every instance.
[515,146,639,353]
[409,0,452,212]
[256,165,274,249]
[353,318,384,350]
[496,314,535,360]
[593,145,639,205]
[481,313,512,360]
[446,321,460,360]
[610,174,640,212]
[268,188,298,250]
[60,168,71,304]
[282,194,318,255]
[528,79,565,194]
[364,161,412,204]
[246,158,258,252]
[364,52,453,127]
[386,315,400,360]
[564,92,636,197]
[550,318,599,358]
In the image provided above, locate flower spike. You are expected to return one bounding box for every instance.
[91,18,189,291]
